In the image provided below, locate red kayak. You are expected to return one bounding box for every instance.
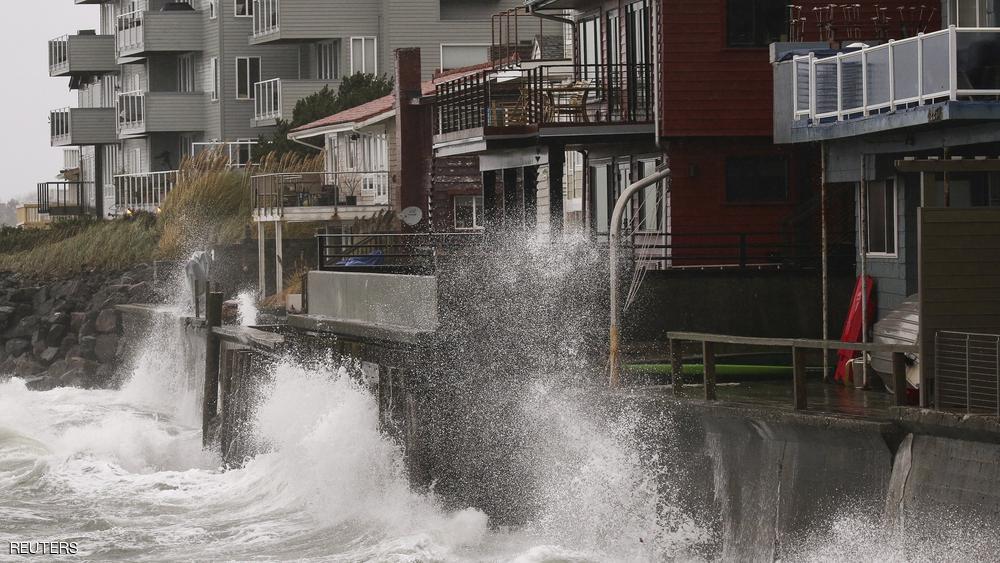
[834,276,876,383]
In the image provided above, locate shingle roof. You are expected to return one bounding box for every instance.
[290,63,491,136]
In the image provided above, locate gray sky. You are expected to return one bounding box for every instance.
[0,1,99,202]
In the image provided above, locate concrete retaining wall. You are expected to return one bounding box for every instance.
[307,271,439,332]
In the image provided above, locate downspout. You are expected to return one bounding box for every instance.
[652,0,661,149]
[290,136,324,151]
[218,5,226,142]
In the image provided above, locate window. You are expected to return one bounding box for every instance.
[636,159,664,232]
[592,163,611,233]
[236,57,261,99]
[210,57,219,101]
[350,37,377,74]
[578,16,602,80]
[726,0,788,47]
[440,44,489,71]
[454,195,484,230]
[178,54,195,93]
[235,0,253,17]
[865,179,897,255]
[208,0,216,19]
[316,41,340,80]
[725,156,789,203]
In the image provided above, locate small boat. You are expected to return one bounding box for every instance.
[871,295,920,394]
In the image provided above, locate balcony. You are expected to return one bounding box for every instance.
[433,62,655,154]
[113,170,178,214]
[251,171,390,222]
[50,107,118,147]
[249,0,376,45]
[116,9,203,60]
[48,33,117,78]
[37,182,95,217]
[117,91,208,137]
[776,26,1000,143]
[16,204,50,229]
[253,78,342,128]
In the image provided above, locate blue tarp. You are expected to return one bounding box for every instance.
[336,249,385,267]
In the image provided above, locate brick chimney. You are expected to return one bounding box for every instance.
[394,48,433,230]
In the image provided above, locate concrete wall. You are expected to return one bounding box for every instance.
[307,271,439,332]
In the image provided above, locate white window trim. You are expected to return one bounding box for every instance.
[209,0,217,19]
[454,195,485,231]
[864,178,899,258]
[350,36,378,74]
[234,0,253,17]
[316,40,341,80]
[235,57,261,100]
[439,43,490,71]
[210,57,219,101]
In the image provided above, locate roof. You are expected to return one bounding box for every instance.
[290,63,491,136]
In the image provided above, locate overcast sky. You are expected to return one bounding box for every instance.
[0,1,99,202]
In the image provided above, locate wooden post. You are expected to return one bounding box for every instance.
[892,351,908,407]
[202,291,224,446]
[275,220,284,297]
[670,338,683,393]
[793,346,808,410]
[703,341,717,401]
[257,221,266,300]
[821,142,830,381]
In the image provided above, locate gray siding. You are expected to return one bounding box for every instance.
[118,11,204,59]
[145,92,209,132]
[64,35,117,75]
[55,108,118,147]
[251,0,379,44]
[859,175,919,319]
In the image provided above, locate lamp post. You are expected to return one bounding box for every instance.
[608,164,672,388]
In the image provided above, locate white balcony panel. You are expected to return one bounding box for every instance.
[117,92,208,138]
[116,11,203,60]
[49,34,117,78]
[249,0,378,45]
[252,78,342,128]
[50,108,118,147]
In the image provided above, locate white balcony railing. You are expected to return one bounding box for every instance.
[116,9,144,54]
[791,26,1000,124]
[252,0,280,38]
[117,91,145,133]
[254,78,282,122]
[50,108,71,143]
[113,170,178,214]
[49,35,70,75]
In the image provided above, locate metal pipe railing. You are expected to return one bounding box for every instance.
[37,182,93,216]
[49,35,70,74]
[252,171,391,217]
[50,108,72,142]
[116,9,144,53]
[792,26,1000,123]
[117,91,145,132]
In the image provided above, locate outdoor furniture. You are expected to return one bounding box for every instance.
[544,80,593,124]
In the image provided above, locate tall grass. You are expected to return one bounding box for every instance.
[0,215,159,278]
[157,149,323,258]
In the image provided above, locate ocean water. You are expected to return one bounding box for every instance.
[0,341,706,562]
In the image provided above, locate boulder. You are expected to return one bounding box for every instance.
[9,287,37,304]
[31,338,48,358]
[5,339,30,358]
[79,318,97,338]
[48,312,70,326]
[47,323,68,347]
[79,336,98,361]
[95,309,119,334]
[6,316,39,339]
[15,355,46,377]
[0,306,16,330]
[63,345,81,362]
[24,375,57,392]
[69,312,87,333]
[47,359,69,379]
[39,347,61,366]
[94,334,119,364]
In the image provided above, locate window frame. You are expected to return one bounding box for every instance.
[234,0,253,17]
[454,195,485,231]
[177,54,195,93]
[316,40,340,80]
[864,178,898,257]
[210,57,219,101]
[724,155,791,204]
[208,0,217,19]
[235,56,261,100]
[350,36,378,75]
[439,43,490,72]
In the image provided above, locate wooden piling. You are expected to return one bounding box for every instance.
[793,347,808,410]
[892,351,908,407]
[703,341,717,401]
[202,291,224,446]
[670,339,683,393]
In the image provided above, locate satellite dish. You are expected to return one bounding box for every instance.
[399,206,423,227]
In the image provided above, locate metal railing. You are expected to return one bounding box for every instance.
[316,232,482,275]
[935,331,1000,415]
[254,78,282,122]
[37,182,93,216]
[50,108,72,143]
[252,171,390,216]
[117,91,145,132]
[49,35,70,74]
[191,141,258,168]
[113,170,178,214]
[435,62,654,135]
[792,26,1000,123]
[116,9,144,53]
[252,0,280,38]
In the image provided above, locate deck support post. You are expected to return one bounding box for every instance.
[202,291,224,446]
[793,346,808,410]
[257,221,266,300]
[670,339,683,393]
[275,220,284,298]
[892,351,908,407]
[703,341,717,401]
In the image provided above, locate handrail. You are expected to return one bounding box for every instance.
[37,181,94,216]
[252,0,280,38]
[116,9,144,53]
[252,171,391,216]
[792,25,1000,124]
[315,232,484,274]
[254,78,282,121]
[48,35,70,73]
[666,331,917,411]
[113,170,178,214]
[117,90,145,132]
[50,108,72,141]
